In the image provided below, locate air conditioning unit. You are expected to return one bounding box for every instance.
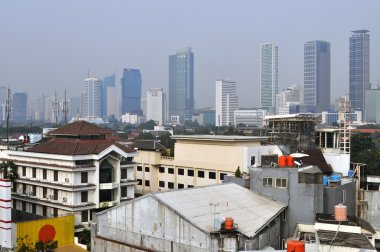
[62,197,67,202]
[65,178,70,183]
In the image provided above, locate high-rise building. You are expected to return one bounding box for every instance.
[0,87,8,122]
[13,92,27,123]
[260,43,278,111]
[84,78,101,118]
[34,94,46,121]
[69,96,81,120]
[102,74,115,117]
[304,40,331,112]
[106,87,119,119]
[147,88,166,126]
[215,79,238,126]
[365,89,380,123]
[349,30,370,115]
[121,69,142,115]
[276,85,302,114]
[169,47,194,122]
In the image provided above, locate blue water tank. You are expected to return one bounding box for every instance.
[323,176,329,186]
[348,170,355,178]
[330,174,341,182]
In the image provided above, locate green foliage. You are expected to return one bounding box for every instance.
[137,120,156,130]
[77,230,91,251]
[16,235,35,252]
[0,161,19,181]
[235,166,242,178]
[351,133,380,175]
[35,240,58,252]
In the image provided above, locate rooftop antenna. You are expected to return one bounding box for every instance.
[62,90,69,125]
[209,201,228,229]
[53,91,60,127]
[5,88,11,146]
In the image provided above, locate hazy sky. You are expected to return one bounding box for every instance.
[1,0,379,108]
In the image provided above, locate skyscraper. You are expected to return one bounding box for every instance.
[147,88,166,126]
[349,30,370,115]
[121,69,142,115]
[260,43,278,111]
[13,92,27,123]
[169,47,194,122]
[84,78,101,118]
[304,40,331,112]
[102,74,115,118]
[215,79,238,126]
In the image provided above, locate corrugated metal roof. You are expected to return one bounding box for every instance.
[154,183,286,238]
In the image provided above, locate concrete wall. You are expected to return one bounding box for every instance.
[362,190,380,231]
[323,180,356,216]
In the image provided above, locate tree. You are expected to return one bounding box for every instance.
[137,120,156,130]
[35,240,58,252]
[235,166,242,178]
[0,161,19,191]
[351,133,380,175]
[16,235,58,252]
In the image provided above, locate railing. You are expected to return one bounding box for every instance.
[161,156,174,161]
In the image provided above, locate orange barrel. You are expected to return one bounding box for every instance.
[224,217,234,230]
[278,156,287,167]
[334,204,347,221]
[287,156,295,167]
[287,240,305,252]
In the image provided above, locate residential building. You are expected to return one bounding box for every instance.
[321,110,362,126]
[233,109,266,128]
[5,121,136,229]
[349,30,370,116]
[131,135,283,194]
[146,88,165,126]
[121,69,142,115]
[169,47,194,122]
[260,43,279,112]
[304,40,331,112]
[13,92,27,123]
[215,79,238,126]
[365,88,380,123]
[102,74,115,118]
[92,183,286,251]
[84,78,101,118]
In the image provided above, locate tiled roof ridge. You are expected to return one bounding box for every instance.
[77,121,85,135]
[73,141,80,155]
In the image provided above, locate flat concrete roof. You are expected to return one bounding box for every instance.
[170,135,267,142]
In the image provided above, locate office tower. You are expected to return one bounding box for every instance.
[365,89,380,123]
[260,43,278,111]
[69,97,81,120]
[169,47,194,122]
[107,87,119,118]
[84,78,101,118]
[147,88,166,126]
[13,92,27,123]
[121,69,142,115]
[349,30,370,115]
[276,85,302,114]
[304,40,331,112]
[102,74,115,117]
[34,94,46,121]
[215,79,238,126]
[0,86,7,121]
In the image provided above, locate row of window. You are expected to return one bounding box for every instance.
[137,166,227,180]
[21,166,89,184]
[263,177,288,188]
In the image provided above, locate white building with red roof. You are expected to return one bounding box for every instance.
[1,121,137,231]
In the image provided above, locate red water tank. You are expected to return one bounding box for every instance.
[224,217,234,230]
[287,156,295,167]
[287,240,305,252]
[278,156,287,167]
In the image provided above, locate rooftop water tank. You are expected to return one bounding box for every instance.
[335,204,347,221]
[278,156,287,167]
[224,217,234,230]
[287,240,305,252]
[330,174,341,182]
[287,156,295,167]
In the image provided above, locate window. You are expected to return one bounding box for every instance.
[32,168,36,178]
[209,172,216,179]
[121,169,127,179]
[22,184,27,194]
[220,173,227,181]
[54,189,58,200]
[275,178,287,188]
[22,166,26,177]
[137,166,142,171]
[178,168,184,175]
[54,171,58,181]
[75,160,93,166]
[168,168,174,174]
[53,208,58,217]
[81,191,88,203]
[43,169,47,180]
[81,172,88,183]
[22,201,26,211]
[145,167,150,172]
[188,169,194,177]
[178,183,184,189]
[168,182,174,189]
[159,167,165,173]
[250,156,256,166]
[188,185,194,188]
[137,179,142,185]
[121,187,128,197]
[263,177,273,187]
[82,210,88,222]
[261,155,278,166]
[198,170,205,178]
[159,181,165,188]
[42,206,47,216]
[32,185,36,196]
[43,187,47,198]
[32,203,36,214]
[145,180,150,187]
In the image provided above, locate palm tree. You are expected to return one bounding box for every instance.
[0,161,19,191]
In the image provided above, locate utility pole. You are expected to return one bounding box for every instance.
[62,90,69,125]
[5,88,11,146]
[53,91,59,127]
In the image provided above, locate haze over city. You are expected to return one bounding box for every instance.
[0,0,379,108]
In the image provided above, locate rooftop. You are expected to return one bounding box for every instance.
[48,120,112,136]
[130,140,166,151]
[171,135,267,142]
[317,230,374,250]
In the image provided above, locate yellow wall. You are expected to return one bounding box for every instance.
[16,215,74,247]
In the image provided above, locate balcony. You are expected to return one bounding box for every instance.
[120,178,137,185]
[99,182,118,190]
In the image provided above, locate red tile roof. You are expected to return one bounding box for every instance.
[48,121,112,136]
[27,138,135,155]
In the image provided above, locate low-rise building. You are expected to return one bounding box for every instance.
[233,109,266,128]
[3,121,136,230]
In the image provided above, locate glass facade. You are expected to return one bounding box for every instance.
[260,43,278,110]
[101,74,115,117]
[121,69,142,115]
[349,30,370,115]
[304,40,330,112]
[13,92,28,123]
[169,47,194,122]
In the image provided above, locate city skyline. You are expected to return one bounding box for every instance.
[0,1,379,109]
